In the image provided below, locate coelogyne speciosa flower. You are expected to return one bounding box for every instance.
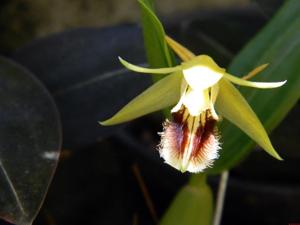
[100,36,286,173]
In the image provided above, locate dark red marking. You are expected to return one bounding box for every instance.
[191,112,217,163]
[164,109,218,165]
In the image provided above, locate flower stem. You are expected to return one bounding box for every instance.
[213,170,229,225]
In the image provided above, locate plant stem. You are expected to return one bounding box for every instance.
[212,170,229,225]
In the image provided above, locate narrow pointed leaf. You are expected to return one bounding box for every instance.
[216,79,282,160]
[101,72,182,125]
[139,0,176,81]
[119,57,180,74]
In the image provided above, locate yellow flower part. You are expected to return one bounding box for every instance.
[100,36,286,173]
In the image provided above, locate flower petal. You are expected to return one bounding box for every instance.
[211,84,219,104]
[181,88,211,116]
[119,57,181,74]
[171,79,188,113]
[242,63,269,80]
[165,35,195,61]
[215,79,282,160]
[183,66,223,90]
[224,72,286,88]
[182,56,224,90]
[100,72,183,125]
[210,84,219,120]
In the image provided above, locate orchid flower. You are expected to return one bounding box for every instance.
[100,36,286,173]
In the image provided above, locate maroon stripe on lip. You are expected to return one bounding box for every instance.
[160,119,183,160]
[180,122,189,158]
[172,109,190,158]
[172,109,218,162]
[173,109,184,124]
[191,111,217,163]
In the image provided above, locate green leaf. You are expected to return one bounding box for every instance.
[100,72,182,125]
[138,0,177,118]
[160,174,213,225]
[209,0,300,173]
[138,0,176,81]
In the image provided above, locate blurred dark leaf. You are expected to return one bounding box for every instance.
[251,0,284,18]
[0,56,62,225]
[171,7,267,64]
[13,26,151,150]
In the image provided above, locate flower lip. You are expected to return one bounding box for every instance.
[159,108,220,173]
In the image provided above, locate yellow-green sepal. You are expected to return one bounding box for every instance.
[224,72,286,89]
[100,72,182,126]
[215,79,282,160]
[119,57,181,74]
